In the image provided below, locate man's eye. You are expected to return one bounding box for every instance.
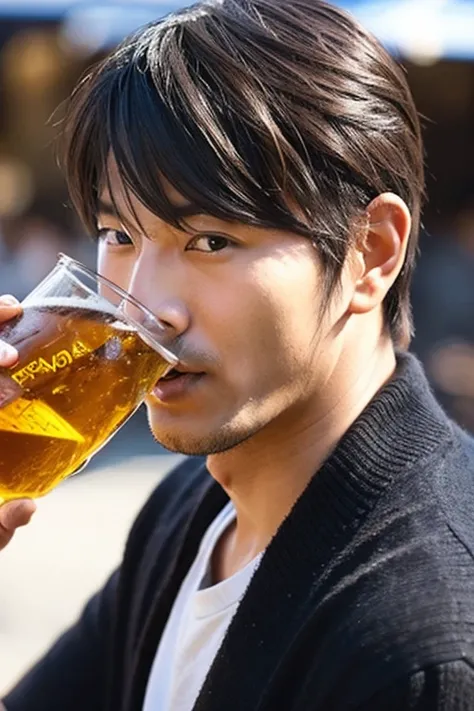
[97,228,133,246]
[186,234,232,253]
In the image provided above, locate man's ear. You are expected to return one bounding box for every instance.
[349,193,412,316]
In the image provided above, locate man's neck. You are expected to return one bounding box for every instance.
[207,341,397,577]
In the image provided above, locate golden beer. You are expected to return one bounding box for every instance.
[0,297,170,501]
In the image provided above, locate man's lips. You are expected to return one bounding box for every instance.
[152,368,206,401]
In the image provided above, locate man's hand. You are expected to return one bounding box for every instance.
[0,294,36,549]
[0,499,36,550]
[0,294,21,366]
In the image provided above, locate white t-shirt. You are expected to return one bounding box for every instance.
[142,501,263,711]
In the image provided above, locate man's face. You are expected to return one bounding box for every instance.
[96,179,352,456]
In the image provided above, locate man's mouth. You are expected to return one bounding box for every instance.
[152,366,206,401]
[160,368,184,381]
[159,366,201,382]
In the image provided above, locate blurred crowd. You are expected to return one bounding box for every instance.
[0,213,95,298]
[412,199,474,433]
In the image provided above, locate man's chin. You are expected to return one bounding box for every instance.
[149,429,240,457]
[148,419,258,457]
[146,399,266,456]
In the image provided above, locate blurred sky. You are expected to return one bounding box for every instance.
[1,1,474,62]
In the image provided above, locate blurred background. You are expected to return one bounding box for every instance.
[0,0,473,694]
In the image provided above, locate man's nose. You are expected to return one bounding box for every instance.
[126,255,191,339]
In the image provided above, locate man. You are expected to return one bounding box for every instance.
[1,0,474,709]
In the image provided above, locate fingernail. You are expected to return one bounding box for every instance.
[0,295,19,307]
[0,343,18,361]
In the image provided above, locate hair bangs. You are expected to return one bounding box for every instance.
[62,18,311,241]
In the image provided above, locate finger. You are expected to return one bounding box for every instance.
[0,295,21,312]
[0,295,20,306]
[0,340,19,367]
[0,297,21,367]
[0,499,37,531]
[0,500,36,551]
[0,295,22,322]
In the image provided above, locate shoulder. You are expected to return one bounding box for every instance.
[330,524,474,706]
[358,659,474,710]
[332,432,474,695]
[432,425,474,557]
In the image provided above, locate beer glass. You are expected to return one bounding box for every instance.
[0,254,179,503]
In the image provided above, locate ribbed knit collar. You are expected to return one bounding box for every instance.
[193,351,453,711]
[295,350,451,540]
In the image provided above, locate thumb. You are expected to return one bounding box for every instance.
[0,499,36,551]
[0,499,37,531]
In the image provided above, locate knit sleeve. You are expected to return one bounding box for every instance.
[2,569,118,711]
[359,660,474,711]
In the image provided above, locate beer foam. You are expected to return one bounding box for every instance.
[22,295,121,320]
[22,296,137,333]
